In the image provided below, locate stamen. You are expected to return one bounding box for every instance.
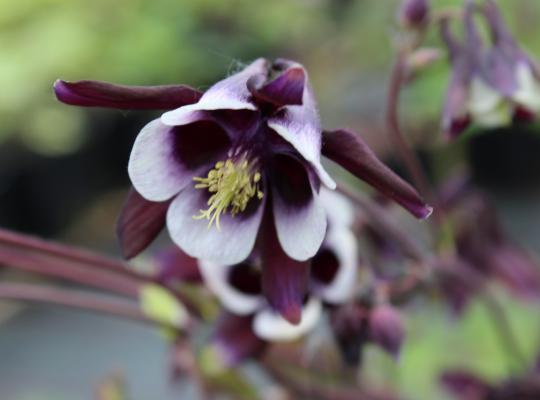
[192,157,264,230]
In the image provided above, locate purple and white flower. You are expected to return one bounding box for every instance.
[441,0,540,139]
[55,58,431,266]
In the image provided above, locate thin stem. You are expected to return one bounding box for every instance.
[0,228,147,282]
[482,292,528,370]
[0,245,142,297]
[0,282,157,327]
[386,52,435,205]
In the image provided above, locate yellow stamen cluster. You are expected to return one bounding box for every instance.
[193,158,264,229]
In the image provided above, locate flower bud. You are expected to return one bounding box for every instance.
[369,304,405,359]
[398,0,429,29]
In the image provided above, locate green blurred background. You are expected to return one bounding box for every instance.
[1,0,540,399]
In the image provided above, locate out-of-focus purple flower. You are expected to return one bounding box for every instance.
[440,1,540,139]
[397,0,430,29]
[482,0,540,117]
[55,58,431,266]
[434,180,540,313]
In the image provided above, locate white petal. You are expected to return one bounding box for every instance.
[253,298,322,341]
[267,84,336,190]
[128,119,195,202]
[273,185,327,262]
[198,260,264,315]
[161,59,268,126]
[513,62,540,112]
[166,185,265,265]
[319,187,355,229]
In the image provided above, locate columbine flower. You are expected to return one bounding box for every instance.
[55,58,431,265]
[198,188,359,364]
[441,1,540,139]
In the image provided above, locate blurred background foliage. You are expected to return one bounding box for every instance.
[2,0,540,399]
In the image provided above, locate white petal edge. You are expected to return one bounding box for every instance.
[128,119,195,202]
[199,260,264,316]
[253,298,322,341]
[319,187,355,229]
[161,59,268,126]
[315,229,358,304]
[273,185,327,262]
[268,120,336,189]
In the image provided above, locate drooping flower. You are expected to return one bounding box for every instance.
[198,188,359,363]
[55,58,431,266]
[440,1,540,139]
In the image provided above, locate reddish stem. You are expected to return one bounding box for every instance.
[0,228,146,281]
[386,52,436,207]
[0,282,154,326]
[0,245,142,297]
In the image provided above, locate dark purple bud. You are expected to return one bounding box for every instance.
[260,216,310,325]
[116,187,170,259]
[330,302,370,367]
[154,247,202,285]
[441,370,491,399]
[369,304,405,359]
[212,312,267,366]
[54,79,202,110]
[248,62,306,108]
[398,0,429,29]
[322,129,432,219]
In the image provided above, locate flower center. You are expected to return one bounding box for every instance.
[192,157,263,230]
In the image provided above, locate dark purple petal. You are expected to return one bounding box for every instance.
[369,304,405,359]
[166,184,265,265]
[212,312,267,366]
[128,118,230,202]
[154,247,202,285]
[330,302,370,367]
[270,154,327,261]
[248,65,305,108]
[116,187,170,259]
[161,59,268,126]
[322,129,432,219]
[440,371,491,399]
[260,212,310,325]
[54,79,202,110]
